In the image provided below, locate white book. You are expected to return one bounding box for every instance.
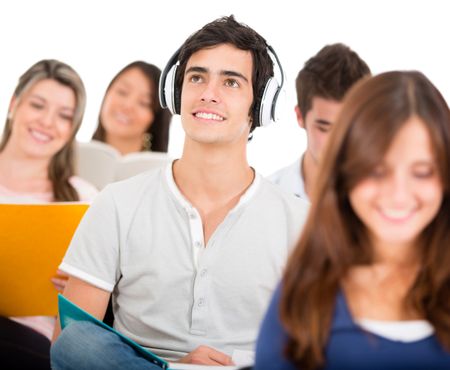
[75,140,171,190]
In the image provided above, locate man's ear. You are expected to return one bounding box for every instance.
[295,105,305,129]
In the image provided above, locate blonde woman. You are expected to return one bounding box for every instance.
[0,59,97,369]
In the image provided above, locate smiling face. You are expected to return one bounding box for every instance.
[180,43,254,147]
[349,117,443,252]
[100,67,154,141]
[7,78,76,160]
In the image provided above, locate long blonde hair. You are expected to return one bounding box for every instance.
[0,59,86,201]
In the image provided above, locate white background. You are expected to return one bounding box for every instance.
[0,0,448,175]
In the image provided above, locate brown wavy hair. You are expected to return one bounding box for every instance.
[281,71,450,369]
[0,59,86,201]
[92,61,172,152]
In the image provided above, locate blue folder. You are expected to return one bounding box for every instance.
[58,294,169,369]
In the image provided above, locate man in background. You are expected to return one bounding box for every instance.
[270,43,370,200]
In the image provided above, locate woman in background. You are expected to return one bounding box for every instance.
[254,71,450,369]
[0,59,97,369]
[92,61,172,154]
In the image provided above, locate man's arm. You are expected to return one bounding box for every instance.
[52,278,232,366]
[51,276,111,343]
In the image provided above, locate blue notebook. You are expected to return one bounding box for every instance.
[58,294,169,369]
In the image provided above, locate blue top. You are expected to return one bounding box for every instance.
[254,284,450,370]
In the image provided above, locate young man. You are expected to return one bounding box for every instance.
[51,16,308,370]
[270,43,370,200]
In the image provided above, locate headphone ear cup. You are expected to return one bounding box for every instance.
[258,77,280,127]
[162,64,178,115]
[159,47,182,115]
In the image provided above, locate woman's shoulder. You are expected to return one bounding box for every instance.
[69,176,99,202]
[0,182,52,203]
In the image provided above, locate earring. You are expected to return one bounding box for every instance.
[142,133,153,151]
[7,111,12,120]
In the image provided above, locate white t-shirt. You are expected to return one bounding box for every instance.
[60,163,309,360]
[268,157,309,201]
[0,176,98,203]
[356,318,434,342]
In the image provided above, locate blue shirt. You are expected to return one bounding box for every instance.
[254,284,450,370]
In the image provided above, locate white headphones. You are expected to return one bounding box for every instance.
[159,44,285,128]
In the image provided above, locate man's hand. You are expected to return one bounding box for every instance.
[51,269,69,293]
[178,345,234,366]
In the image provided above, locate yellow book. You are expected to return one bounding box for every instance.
[0,203,88,316]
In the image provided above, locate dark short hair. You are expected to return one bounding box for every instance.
[296,43,370,118]
[174,15,274,132]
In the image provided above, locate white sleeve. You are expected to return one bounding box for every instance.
[59,186,120,292]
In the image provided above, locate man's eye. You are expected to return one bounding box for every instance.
[225,79,239,88]
[189,75,203,83]
[316,124,330,133]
